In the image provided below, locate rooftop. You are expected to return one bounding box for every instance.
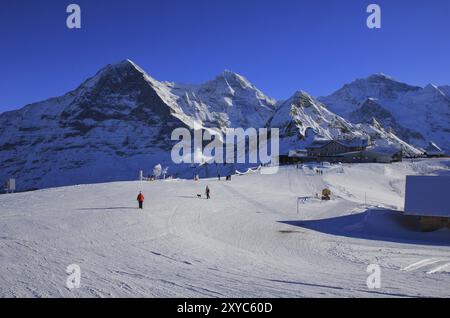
[404,176,450,218]
[306,138,369,149]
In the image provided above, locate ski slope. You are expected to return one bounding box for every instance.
[0,159,449,298]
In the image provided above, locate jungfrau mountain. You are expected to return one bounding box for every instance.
[319,74,450,151]
[267,91,422,155]
[347,98,424,145]
[0,60,443,191]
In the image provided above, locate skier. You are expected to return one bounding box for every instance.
[137,191,145,209]
[205,186,211,199]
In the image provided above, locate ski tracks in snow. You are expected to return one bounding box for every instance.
[401,258,450,275]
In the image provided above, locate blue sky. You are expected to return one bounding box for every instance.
[0,0,450,112]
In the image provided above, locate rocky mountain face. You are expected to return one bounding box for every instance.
[0,61,436,191]
[0,60,191,190]
[319,74,450,150]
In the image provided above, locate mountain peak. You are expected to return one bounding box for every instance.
[109,59,146,74]
[222,69,237,76]
[424,83,439,90]
[76,59,153,92]
[423,83,445,93]
[367,73,393,81]
[214,70,253,89]
[290,91,320,105]
[293,90,312,98]
[422,83,449,99]
[113,58,135,66]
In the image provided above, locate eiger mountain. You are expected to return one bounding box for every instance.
[0,60,190,191]
[0,60,443,191]
[319,74,450,150]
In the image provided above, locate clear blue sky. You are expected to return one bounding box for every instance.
[1,0,450,112]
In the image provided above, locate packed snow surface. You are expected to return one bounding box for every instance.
[0,159,449,297]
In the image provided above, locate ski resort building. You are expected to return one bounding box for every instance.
[282,139,402,165]
[292,138,402,163]
[305,139,369,158]
[326,147,403,164]
[404,175,450,231]
[278,150,309,165]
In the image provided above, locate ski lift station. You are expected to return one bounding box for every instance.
[404,175,450,231]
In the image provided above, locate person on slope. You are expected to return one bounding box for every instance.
[205,186,211,200]
[137,191,145,209]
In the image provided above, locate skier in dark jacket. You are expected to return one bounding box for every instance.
[137,191,145,209]
[205,186,211,199]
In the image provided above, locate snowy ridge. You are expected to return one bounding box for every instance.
[439,85,450,98]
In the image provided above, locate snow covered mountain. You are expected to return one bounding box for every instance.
[0,61,422,191]
[167,70,276,130]
[267,91,421,156]
[319,74,450,151]
[0,60,279,191]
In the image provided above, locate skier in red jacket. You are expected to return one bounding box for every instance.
[137,191,145,209]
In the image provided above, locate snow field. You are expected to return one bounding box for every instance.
[0,159,449,297]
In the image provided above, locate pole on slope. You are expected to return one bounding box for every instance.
[139,170,144,191]
[297,197,308,216]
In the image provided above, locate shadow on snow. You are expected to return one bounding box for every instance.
[77,207,138,211]
[279,209,450,247]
